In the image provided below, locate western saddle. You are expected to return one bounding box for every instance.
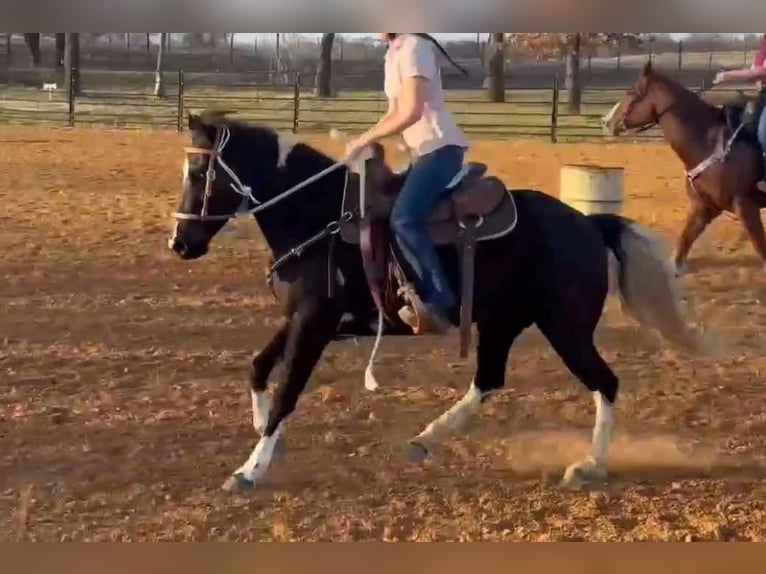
[339,143,518,357]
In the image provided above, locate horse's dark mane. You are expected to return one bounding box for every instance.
[650,70,719,115]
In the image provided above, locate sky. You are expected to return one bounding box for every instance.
[240,33,699,42]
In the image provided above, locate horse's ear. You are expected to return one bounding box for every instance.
[199,109,236,126]
[188,112,202,131]
[643,59,653,77]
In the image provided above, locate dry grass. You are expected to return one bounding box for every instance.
[2,126,766,541]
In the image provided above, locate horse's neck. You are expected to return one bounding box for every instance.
[659,85,722,170]
[253,149,345,258]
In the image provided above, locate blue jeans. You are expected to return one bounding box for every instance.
[758,103,766,159]
[390,145,465,316]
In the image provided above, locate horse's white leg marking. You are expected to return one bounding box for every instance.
[251,390,270,435]
[562,392,613,487]
[276,132,296,168]
[408,381,484,459]
[590,391,613,467]
[233,422,284,485]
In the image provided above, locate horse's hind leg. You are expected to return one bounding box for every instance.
[407,312,530,462]
[733,195,766,265]
[672,198,720,277]
[537,316,619,488]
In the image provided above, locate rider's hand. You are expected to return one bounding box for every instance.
[713,71,727,86]
[344,138,368,163]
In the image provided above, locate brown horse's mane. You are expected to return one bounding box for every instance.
[648,69,723,122]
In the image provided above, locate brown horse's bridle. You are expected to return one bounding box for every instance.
[618,83,682,134]
[173,125,261,222]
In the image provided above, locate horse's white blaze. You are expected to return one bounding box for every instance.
[236,423,284,484]
[167,157,190,249]
[413,381,483,449]
[602,101,621,129]
[251,390,270,435]
[276,132,296,168]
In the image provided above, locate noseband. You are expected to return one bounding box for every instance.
[172,125,260,222]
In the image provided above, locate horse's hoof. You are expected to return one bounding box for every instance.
[560,461,606,490]
[406,441,430,464]
[221,473,254,493]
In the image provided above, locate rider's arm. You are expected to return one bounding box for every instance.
[355,77,426,147]
[353,37,435,148]
[719,65,766,83]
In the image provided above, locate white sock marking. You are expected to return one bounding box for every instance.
[590,391,614,467]
[236,422,284,484]
[251,390,270,435]
[414,381,484,449]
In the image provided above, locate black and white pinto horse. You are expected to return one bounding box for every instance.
[168,112,708,492]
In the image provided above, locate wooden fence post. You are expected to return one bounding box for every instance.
[5,33,11,66]
[550,75,560,143]
[176,70,185,132]
[67,68,76,127]
[293,72,301,133]
[677,41,683,72]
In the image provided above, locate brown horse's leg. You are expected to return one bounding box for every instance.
[733,196,766,264]
[672,200,720,276]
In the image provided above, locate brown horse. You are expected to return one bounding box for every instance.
[602,60,766,276]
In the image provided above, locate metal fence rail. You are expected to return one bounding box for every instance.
[0,69,758,142]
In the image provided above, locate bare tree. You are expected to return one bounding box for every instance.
[154,33,167,98]
[510,34,642,114]
[486,33,505,103]
[315,33,335,97]
[565,33,582,113]
[23,33,41,67]
[55,33,65,68]
[64,33,80,96]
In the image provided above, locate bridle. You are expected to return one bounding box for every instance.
[173,125,262,222]
[172,124,357,225]
[617,84,678,134]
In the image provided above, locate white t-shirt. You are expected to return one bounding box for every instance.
[384,34,469,158]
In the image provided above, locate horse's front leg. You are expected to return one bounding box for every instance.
[223,298,342,492]
[249,321,290,435]
[672,197,720,277]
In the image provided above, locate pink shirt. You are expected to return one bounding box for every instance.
[753,40,766,89]
[384,34,468,158]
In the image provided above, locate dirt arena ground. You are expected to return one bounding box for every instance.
[3,126,766,541]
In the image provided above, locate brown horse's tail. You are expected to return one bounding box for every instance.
[589,214,723,356]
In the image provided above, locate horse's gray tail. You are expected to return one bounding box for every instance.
[589,214,719,355]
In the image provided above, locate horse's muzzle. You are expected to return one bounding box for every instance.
[168,236,208,260]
